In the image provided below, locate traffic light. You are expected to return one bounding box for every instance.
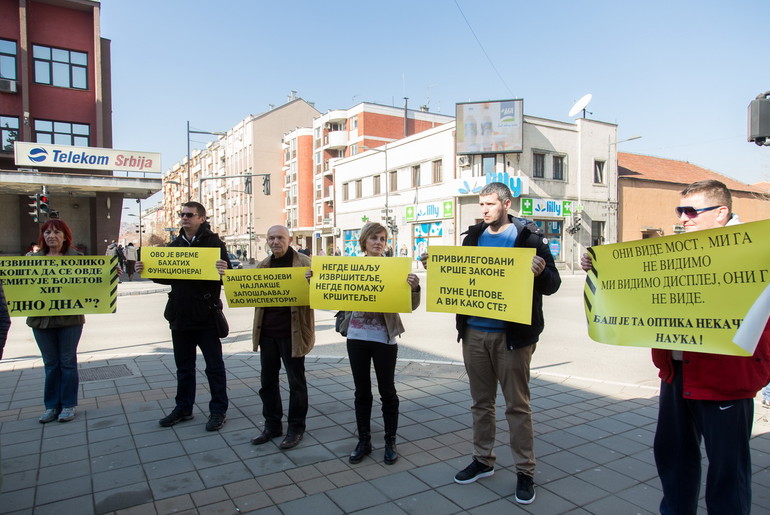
[28,194,40,222]
[39,194,50,216]
[244,176,252,195]
[262,175,271,195]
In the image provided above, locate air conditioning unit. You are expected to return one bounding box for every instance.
[673,223,685,234]
[457,155,471,167]
[0,79,18,94]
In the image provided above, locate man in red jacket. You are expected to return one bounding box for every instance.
[582,180,770,514]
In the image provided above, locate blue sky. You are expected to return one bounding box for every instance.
[101,0,770,213]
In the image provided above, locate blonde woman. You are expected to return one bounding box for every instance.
[346,222,420,464]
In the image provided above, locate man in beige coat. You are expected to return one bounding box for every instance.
[250,226,314,449]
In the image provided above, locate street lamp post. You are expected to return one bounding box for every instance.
[608,135,642,244]
[186,121,226,201]
[362,145,393,234]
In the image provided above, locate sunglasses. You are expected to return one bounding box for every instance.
[675,205,721,218]
[178,212,198,218]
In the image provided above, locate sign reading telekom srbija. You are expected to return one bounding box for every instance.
[14,142,161,173]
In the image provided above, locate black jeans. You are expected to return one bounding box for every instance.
[347,339,399,437]
[654,361,753,515]
[171,327,228,414]
[259,336,308,434]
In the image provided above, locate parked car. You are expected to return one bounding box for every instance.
[228,253,243,269]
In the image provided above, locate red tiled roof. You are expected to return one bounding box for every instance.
[618,153,764,194]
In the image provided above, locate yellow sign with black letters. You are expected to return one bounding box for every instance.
[0,255,118,316]
[425,246,535,324]
[309,257,412,313]
[139,247,221,281]
[584,220,770,356]
[222,268,310,307]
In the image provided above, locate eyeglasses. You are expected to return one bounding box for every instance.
[178,212,198,218]
[675,205,721,218]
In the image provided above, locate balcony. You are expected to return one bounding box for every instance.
[326,131,348,149]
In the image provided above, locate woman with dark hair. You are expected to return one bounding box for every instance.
[345,222,420,465]
[27,219,85,423]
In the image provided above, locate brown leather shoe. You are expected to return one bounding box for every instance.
[279,432,303,449]
[250,428,282,445]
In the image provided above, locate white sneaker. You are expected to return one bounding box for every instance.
[39,408,58,423]
[762,398,770,409]
[58,407,76,422]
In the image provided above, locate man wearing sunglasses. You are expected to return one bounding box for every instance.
[136,202,232,431]
[582,180,770,514]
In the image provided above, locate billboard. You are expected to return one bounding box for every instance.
[456,99,523,155]
[14,142,161,173]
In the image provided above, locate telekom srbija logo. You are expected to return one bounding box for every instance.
[28,147,48,163]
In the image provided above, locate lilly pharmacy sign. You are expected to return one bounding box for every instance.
[14,142,161,173]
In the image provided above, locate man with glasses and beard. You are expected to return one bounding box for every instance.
[136,202,231,431]
[582,180,770,515]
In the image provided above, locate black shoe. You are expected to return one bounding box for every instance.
[279,432,303,449]
[250,428,283,445]
[159,408,194,427]
[384,438,398,465]
[515,472,536,504]
[206,412,227,432]
[349,439,372,464]
[454,458,494,484]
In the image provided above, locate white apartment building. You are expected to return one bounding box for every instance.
[333,114,618,270]
[161,98,319,260]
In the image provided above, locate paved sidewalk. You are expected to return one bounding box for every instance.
[1,351,769,514]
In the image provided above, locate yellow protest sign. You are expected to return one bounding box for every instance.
[584,219,770,356]
[140,247,220,281]
[426,246,535,324]
[310,257,412,313]
[0,255,118,317]
[222,268,310,307]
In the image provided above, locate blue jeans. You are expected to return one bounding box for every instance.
[763,383,770,402]
[33,325,83,410]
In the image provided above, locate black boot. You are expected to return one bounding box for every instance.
[383,403,399,465]
[349,434,372,464]
[384,435,398,464]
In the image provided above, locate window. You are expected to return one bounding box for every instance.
[350,143,358,155]
[351,116,358,130]
[432,159,443,184]
[591,221,605,247]
[1,116,19,151]
[482,155,496,176]
[533,153,545,178]
[33,45,88,89]
[34,119,89,146]
[355,179,362,198]
[373,174,381,195]
[342,182,349,201]
[0,39,17,80]
[553,155,564,181]
[594,160,605,184]
[389,170,397,191]
[411,165,420,188]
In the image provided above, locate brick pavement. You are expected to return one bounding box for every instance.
[1,351,769,514]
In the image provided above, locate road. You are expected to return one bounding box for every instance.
[2,273,659,388]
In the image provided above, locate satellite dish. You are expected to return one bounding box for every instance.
[568,93,593,118]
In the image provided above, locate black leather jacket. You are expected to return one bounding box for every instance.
[156,223,231,331]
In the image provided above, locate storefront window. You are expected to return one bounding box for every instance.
[412,222,443,260]
[534,219,562,261]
